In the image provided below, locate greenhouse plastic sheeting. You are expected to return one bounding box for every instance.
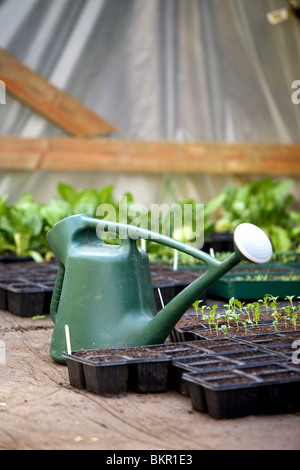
[0,0,299,204]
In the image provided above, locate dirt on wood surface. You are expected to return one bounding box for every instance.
[0,309,300,450]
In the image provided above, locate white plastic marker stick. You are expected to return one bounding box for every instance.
[141,239,146,251]
[158,288,165,308]
[209,247,215,258]
[65,324,71,354]
[173,249,178,271]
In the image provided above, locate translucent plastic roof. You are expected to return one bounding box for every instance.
[0,0,299,142]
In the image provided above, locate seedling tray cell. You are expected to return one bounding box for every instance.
[83,357,129,397]
[125,356,171,393]
[63,354,86,389]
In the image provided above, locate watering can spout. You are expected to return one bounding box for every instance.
[46,215,272,363]
[146,222,273,344]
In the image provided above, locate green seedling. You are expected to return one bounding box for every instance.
[226,297,244,315]
[289,311,299,330]
[202,305,219,330]
[271,307,283,332]
[272,318,278,332]
[285,295,296,311]
[270,295,279,312]
[259,294,273,314]
[192,300,206,317]
[241,319,253,334]
[224,297,235,313]
[203,314,213,330]
[212,320,220,336]
[252,306,262,327]
[220,324,231,336]
[207,304,219,321]
[223,309,233,327]
[272,309,282,322]
[230,312,241,331]
[282,305,292,326]
[243,303,255,324]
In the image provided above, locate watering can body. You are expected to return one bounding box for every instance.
[47,214,273,363]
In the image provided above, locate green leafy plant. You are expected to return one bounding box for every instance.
[0,183,138,261]
[259,294,273,314]
[230,312,241,331]
[210,177,300,253]
[212,318,220,336]
[192,300,207,317]
[202,305,219,331]
[223,309,233,327]
[241,319,253,334]
[220,324,231,336]
[193,294,300,336]
[252,304,262,327]
[289,311,299,330]
[0,193,46,262]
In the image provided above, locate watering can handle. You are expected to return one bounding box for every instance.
[83,215,221,268]
[50,262,65,323]
[83,215,272,266]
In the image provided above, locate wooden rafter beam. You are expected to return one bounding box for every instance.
[0,137,299,175]
[0,49,116,136]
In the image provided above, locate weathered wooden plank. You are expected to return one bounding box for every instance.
[0,137,299,175]
[0,49,116,136]
[0,137,48,169]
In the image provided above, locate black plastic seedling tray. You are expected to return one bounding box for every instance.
[63,336,300,419]
[63,345,173,396]
[3,279,55,317]
[183,362,300,419]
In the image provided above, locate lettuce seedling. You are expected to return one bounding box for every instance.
[192,300,206,318]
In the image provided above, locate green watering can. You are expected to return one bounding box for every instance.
[47,214,273,363]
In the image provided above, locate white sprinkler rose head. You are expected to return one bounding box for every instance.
[234,223,273,264]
